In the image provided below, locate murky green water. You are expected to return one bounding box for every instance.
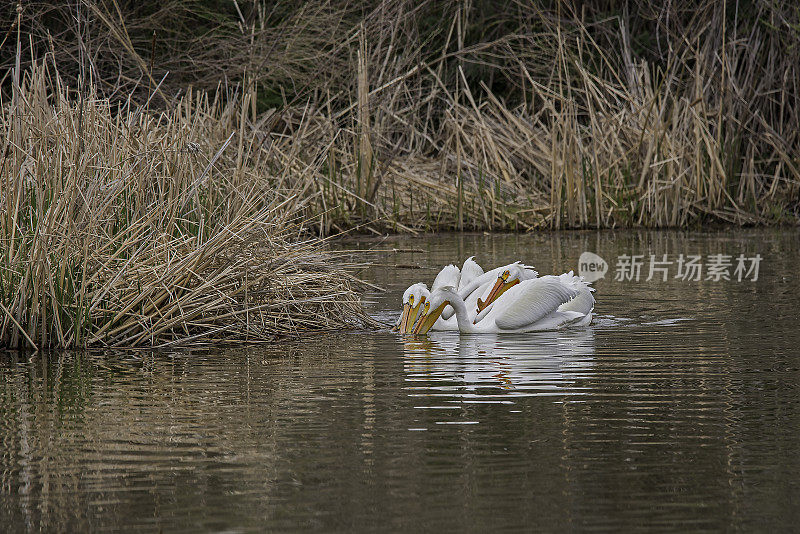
[2,229,799,532]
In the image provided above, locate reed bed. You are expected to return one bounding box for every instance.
[0,63,376,350]
[268,2,800,232]
[3,1,797,233]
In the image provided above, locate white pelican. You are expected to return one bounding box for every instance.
[393,282,428,333]
[413,278,591,334]
[475,264,594,317]
[395,279,494,332]
[395,259,540,333]
[395,257,486,332]
[442,258,537,320]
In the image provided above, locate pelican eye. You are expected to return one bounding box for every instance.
[501,270,510,281]
[424,302,430,312]
[408,295,414,305]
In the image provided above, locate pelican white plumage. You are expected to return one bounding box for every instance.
[395,258,593,335]
[426,278,498,330]
[458,262,538,301]
[414,278,590,334]
[457,256,484,292]
[396,258,485,332]
[395,279,491,332]
[431,263,461,292]
[396,259,541,333]
[550,271,595,326]
[475,265,595,324]
[393,282,428,333]
[441,261,537,320]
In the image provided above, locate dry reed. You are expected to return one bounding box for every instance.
[0,62,377,350]
[4,2,797,233]
[167,1,794,233]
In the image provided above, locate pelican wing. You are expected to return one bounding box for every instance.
[432,264,461,291]
[494,278,578,330]
[458,257,484,292]
[520,263,538,280]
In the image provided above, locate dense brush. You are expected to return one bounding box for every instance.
[0,64,376,349]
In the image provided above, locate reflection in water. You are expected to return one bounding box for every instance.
[403,330,595,400]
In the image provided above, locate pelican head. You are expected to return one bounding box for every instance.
[412,286,459,335]
[394,283,429,333]
[477,263,534,313]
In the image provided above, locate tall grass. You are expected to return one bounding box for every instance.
[0,63,376,349]
[4,1,798,232]
[269,1,800,231]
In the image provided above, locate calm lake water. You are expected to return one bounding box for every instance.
[2,229,799,532]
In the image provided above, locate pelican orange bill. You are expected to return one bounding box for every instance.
[476,275,520,313]
[399,297,426,333]
[413,300,448,335]
[398,303,412,332]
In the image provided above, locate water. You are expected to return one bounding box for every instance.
[2,229,799,532]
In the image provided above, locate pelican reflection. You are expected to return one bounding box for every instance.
[403,330,595,399]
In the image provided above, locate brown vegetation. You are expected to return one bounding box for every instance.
[0,63,376,349]
[4,1,797,231]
